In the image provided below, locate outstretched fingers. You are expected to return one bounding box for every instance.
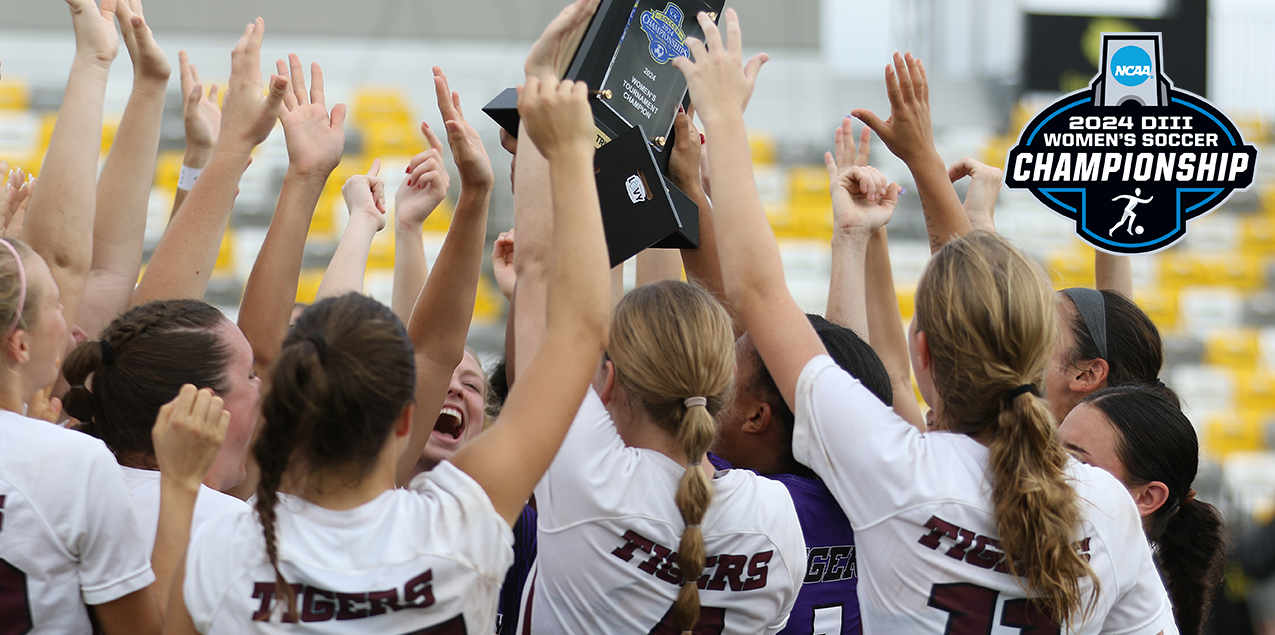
[288,54,307,106]
[276,60,298,111]
[310,62,325,109]
[855,125,872,167]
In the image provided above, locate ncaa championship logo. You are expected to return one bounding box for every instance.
[640,2,690,65]
[1004,33,1258,254]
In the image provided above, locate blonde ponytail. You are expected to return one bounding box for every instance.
[607,281,736,632]
[915,231,1097,624]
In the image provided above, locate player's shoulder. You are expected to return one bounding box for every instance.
[0,413,119,487]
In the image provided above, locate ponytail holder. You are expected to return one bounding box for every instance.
[0,239,26,339]
[304,333,327,359]
[99,340,113,365]
[1007,384,1039,401]
[683,396,707,409]
[685,524,700,529]
[1181,489,1196,508]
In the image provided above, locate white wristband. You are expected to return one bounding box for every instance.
[177,165,203,191]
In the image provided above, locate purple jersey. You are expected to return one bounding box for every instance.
[710,453,861,635]
[497,504,537,635]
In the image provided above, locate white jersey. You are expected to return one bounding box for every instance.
[525,388,806,635]
[0,410,155,633]
[119,466,250,555]
[792,355,1178,635]
[183,460,512,634]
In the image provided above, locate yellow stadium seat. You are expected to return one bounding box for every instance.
[471,275,504,326]
[1207,255,1264,291]
[1262,184,1275,218]
[101,118,120,156]
[213,229,235,274]
[360,121,425,158]
[1237,371,1275,412]
[789,200,833,239]
[1204,328,1260,370]
[1045,249,1095,289]
[1134,287,1178,332]
[749,133,776,166]
[367,224,395,271]
[896,285,916,320]
[788,167,831,208]
[295,269,325,304]
[352,88,412,128]
[1159,253,1210,290]
[154,151,184,191]
[1241,217,1275,255]
[0,78,30,111]
[765,203,799,238]
[1204,411,1265,458]
[419,198,454,234]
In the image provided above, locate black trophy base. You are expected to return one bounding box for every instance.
[594,125,698,267]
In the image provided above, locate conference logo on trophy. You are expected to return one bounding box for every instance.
[1004,33,1258,254]
[640,3,689,64]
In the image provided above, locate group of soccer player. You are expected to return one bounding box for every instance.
[0,0,1230,633]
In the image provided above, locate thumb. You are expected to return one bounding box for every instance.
[851,108,887,135]
[367,158,381,178]
[948,158,974,183]
[265,74,289,110]
[743,53,769,83]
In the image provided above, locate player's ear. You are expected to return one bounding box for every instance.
[1068,357,1108,396]
[598,359,618,405]
[740,401,771,435]
[393,402,415,438]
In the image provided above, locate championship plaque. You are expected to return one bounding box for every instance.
[485,0,726,266]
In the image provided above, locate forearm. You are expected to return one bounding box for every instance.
[315,213,378,301]
[25,58,111,324]
[391,224,428,324]
[133,148,252,305]
[169,145,214,222]
[512,134,553,377]
[864,228,925,429]
[827,231,871,338]
[237,169,328,371]
[545,150,609,331]
[397,184,489,484]
[635,249,681,286]
[149,477,198,622]
[909,150,972,254]
[1094,250,1133,298]
[699,114,788,321]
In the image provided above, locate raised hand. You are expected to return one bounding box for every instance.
[948,156,1002,233]
[152,384,230,490]
[27,384,64,424]
[179,50,221,166]
[5,175,34,238]
[851,52,936,165]
[396,131,449,230]
[517,77,594,161]
[671,9,768,125]
[667,110,703,195]
[115,0,169,87]
[277,54,346,176]
[434,66,494,190]
[525,0,602,79]
[342,159,387,231]
[825,118,898,238]
[492,230,516,300]
[67,0,120,67]
[0,167,33,235]
[216,18,288,156]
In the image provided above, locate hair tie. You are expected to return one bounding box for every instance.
[1007,384,1039,401]
[683,396,707,409]
[0,239,26,339]
[1061,288,1108,360]
[685,524,700,529]
[304,333,327,359]
[99,340,113,365]
[1180,489,1196,508]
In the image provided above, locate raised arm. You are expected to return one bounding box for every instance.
[132,19,288,306]
[390,128,450,323]
[450,76,609,525]
[314,161,386,300]
[236,54,344,373]
[947,156,1001,234]
[395,67,493,485]
[852,53,969,254]
[149,385,228,620]
[169,51,221,220]
[864,227,926,429]
[667,111,730,315]
[79,0,169,339]
[1094,250,1133,298]
[671,9,824,407]
[824,119,896,338]
[24,0,119,328]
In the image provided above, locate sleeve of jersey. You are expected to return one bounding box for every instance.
[75,440,156,605]
[790,355,925,528]
[1097,492,1179,635]
[532,387,629,530]
[414,461,515,582]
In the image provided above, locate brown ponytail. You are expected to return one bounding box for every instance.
[916,231,1097,624]
[253,294,416,621]
[606,281,735,632]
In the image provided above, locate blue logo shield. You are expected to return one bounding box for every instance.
[641,3,690,64]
